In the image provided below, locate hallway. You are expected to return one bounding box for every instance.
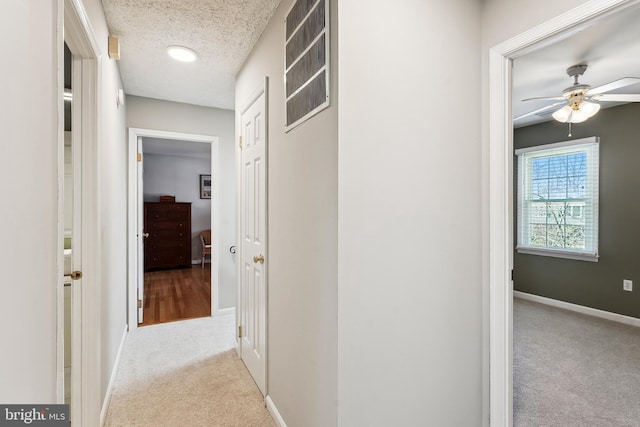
[104,315,274,426]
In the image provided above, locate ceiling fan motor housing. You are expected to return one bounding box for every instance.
[562,65,592,105]
[568,92,585,110]
[563,84,591,101]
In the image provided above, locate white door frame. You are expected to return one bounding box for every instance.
[488,0,640,424]
[127,128,221,330]
[136,136,144,323]
[59,0,101,424]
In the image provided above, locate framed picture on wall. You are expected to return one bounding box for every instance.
[200,174,212,199]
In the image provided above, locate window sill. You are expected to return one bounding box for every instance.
[516,246,599,262]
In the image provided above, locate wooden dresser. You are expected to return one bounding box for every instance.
[144,202,192,271]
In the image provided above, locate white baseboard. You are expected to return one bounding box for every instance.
[100,325,128,426]
[514,291,640,328]
[213,306,236,317]
[266,395,287,427]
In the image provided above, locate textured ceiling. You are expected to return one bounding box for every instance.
[513,4,640,127]
[102,0,281,110]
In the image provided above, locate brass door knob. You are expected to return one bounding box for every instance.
[253,255,265,264]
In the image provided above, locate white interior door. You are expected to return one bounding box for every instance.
[137,137,144,323]
[70,81,82,421]
[68,49,84,424]
[240,85,267,395]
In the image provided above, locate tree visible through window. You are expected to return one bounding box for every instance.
[516,137,599,261]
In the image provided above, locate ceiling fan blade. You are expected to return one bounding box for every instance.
[587,77,640,96]
[590,93,640,102]
[522,96,566,102]
[514,101,566,121]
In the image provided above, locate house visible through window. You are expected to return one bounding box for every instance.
[516,136,599,261]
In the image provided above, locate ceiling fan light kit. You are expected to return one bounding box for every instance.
[552,98,600,123]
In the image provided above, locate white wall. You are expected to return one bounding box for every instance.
[0,0,59,402]
[235,0,339,425]
[126,96,236,309]
[0,0,128,410]
[143,151,212,261]
[481,0,585,49]
[338,1,483,425]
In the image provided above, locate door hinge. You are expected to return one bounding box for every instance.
[239,136,243,150]
[137,152,142,162]
[137,299,142,309]
[511,269,514,281]
[238,325,243,338]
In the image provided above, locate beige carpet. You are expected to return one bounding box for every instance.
[514,298,640,426]
[104,315,275,427]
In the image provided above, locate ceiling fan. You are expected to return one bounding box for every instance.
[515,64,640,124]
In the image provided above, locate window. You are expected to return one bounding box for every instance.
[516,137,599,261]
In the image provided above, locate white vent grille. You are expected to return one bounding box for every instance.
[284,0,330,131]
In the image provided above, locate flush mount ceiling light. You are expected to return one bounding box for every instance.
[166,45,198,62]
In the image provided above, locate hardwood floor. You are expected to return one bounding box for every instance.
[141,265,211,327]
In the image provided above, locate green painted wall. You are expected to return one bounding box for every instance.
[514,103,640,318]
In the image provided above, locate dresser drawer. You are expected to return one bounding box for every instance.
[145,239,189,251]
[147,229,189,241]
[148,209,190,221]
[145,253,190,269]
[147,220,189,231]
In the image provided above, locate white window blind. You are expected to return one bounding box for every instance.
[516,136,599,261]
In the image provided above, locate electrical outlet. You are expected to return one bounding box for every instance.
[623,279,633,292]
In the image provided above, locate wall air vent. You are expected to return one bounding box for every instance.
[284,0,330,131]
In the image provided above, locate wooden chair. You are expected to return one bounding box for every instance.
[199,229,212,269]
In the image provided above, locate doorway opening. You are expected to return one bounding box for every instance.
[489,0,640,424]
[141,137,213,326]
[509,3,640,424]
[127,129,226,330]
[61,42,73,407]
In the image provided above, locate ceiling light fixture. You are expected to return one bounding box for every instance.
[552,94,601,124]
[166,45,198,62]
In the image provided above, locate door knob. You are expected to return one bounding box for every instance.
[143,232,149,238]
[253,255,265,264]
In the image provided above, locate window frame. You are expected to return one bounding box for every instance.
[515,136,600,262]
